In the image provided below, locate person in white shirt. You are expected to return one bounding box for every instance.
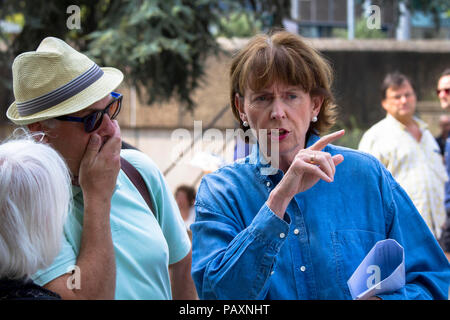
[359,72,447,240]
[175,185,197,231]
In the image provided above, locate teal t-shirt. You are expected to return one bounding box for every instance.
[32,149,191,299]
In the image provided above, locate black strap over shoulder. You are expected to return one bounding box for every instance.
[120,157,156,217]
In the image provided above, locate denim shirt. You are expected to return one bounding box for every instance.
[191,134,450,300]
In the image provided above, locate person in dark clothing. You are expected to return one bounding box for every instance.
[0,278,61,300]
[435,115,450,156]
[437,68,450,259]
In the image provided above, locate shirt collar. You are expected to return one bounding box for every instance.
[385,113,428,131]
[71,184,82,197]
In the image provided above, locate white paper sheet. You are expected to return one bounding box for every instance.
[347,239,405,300]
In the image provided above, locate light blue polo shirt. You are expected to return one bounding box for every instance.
[32,149,191,300]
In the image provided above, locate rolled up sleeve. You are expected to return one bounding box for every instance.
[191,200,289,300]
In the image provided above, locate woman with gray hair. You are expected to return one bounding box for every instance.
[0,135,71,300]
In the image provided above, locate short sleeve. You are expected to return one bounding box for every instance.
[31,234,77,286]
[151,165,191,264]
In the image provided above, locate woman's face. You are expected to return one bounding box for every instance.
[237,82,321,164]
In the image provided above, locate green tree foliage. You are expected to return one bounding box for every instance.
[409,0,450,31]
[213,0,291,38]
[216,12,262,38]
[237,0,290,30]
[333,17,387,39]
[0,0,237,114]
[85,0,225,111]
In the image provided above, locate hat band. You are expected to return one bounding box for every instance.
[16,64,104,117]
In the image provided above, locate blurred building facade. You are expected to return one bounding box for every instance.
[286,0,450,39]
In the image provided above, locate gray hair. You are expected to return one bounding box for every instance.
[0,132,72,280]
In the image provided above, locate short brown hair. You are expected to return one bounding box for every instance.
[381,72,413,100]
[229,30,337,135]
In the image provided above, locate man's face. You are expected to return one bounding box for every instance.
[437,75,450,110]
[381,81,416,123]
[37,95,120,176]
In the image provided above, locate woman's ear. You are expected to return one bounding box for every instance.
[311,95,324,117]
[235,93,247,122]
[235,93,244,113]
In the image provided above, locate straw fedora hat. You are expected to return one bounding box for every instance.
[7,37,123,125]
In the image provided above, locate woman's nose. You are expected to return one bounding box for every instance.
[270,97,287,120]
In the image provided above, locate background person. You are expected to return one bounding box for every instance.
[6,37,195,300]
[437,69,450,111]
[175,185,197,231]
[190,31,450,300]
[359,72,447,240]
[0,136,71,300]
[435,114,450,156]
[436,68,450,259]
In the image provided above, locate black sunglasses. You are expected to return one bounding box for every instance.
[56,92,123,133]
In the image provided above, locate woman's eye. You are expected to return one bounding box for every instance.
[288,94,298,99]
[256,96,268,101]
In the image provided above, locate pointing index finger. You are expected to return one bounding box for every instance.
[308,129,345,151]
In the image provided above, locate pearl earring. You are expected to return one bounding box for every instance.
[243,121,249,127]
[311,116,318,123]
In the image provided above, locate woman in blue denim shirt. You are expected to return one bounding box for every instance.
[191,31,450,300]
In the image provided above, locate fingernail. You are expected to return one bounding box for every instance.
[90,134,100,144]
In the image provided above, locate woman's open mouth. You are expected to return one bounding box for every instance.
[268,128,290,141]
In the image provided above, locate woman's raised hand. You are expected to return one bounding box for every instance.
[267,130,345,218]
